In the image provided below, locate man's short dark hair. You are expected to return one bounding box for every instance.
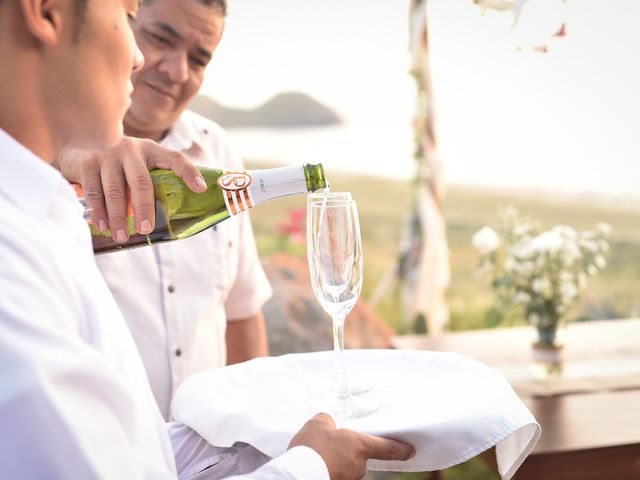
[142,0,227,16]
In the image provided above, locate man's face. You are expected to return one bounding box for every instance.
[125,0,225,139]
[52,0,144,149]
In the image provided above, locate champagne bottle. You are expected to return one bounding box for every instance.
[80,163,326,254]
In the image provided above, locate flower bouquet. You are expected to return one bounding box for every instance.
[473,207,610,378]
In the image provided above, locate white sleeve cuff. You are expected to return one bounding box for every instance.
[243,446,329,480]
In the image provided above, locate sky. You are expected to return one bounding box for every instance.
[201,0,415,124]
[199,0,640,196]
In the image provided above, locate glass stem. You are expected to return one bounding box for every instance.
[332,314,349,398]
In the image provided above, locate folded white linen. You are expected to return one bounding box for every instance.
[173,350,540,479]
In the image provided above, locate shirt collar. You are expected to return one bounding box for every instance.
[0,128,69,220]
[161,111,204,154]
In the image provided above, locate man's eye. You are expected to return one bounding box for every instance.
[190,57,206,68]
[149,32,171,45]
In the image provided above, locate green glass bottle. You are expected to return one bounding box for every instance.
[83,164,326,254]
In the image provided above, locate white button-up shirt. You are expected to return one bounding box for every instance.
[96,110,272,419]
[0,129,327,479]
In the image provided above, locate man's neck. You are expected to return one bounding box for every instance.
[0,76,57,162]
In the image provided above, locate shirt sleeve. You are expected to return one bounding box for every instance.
[169,423,328,480]
[225,447,329,480]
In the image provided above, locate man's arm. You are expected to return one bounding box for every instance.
[225,312,269,365]
[0,241,174,479]
[53,137,207,243]
[169,414,415,480]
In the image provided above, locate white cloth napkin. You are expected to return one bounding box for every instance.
[172,350,540,479]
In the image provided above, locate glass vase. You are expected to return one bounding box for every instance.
[529,323,566,380]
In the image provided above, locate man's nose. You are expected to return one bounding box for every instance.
[132,43,145,73]
[160,51,189,83]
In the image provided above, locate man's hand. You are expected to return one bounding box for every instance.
[53,137,207,243]
[288,413,415,480]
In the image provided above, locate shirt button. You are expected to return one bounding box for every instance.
[167,285,175,293]
[228,240,233,248]
[175,348,182,357]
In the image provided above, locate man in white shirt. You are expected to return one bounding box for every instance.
[92,0,271,421]
[0,0,414,478]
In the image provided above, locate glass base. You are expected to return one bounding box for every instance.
[307,392,378,420]
[308,380,373,397]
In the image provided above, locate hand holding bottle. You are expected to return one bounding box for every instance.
[84,163,326,254]
[53,137,207,243]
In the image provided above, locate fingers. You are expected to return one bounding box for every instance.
[142,141,207,193]
[77,154,110,234]
[361,433,415,462]
[100,158,130,243]
[62,137,206,245]
[120,139,156,234]
[311,412,337,429]
[54,147,109,233]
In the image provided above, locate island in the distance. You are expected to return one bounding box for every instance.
[189,92,343,129]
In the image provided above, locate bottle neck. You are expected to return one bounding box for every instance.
[245,164,323,205]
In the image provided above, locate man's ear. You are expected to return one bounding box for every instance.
[19,0,66,46]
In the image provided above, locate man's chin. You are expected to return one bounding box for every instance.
[124,113,178,141]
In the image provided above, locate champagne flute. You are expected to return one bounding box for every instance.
[307,198,377,419]
[307,193,372,396]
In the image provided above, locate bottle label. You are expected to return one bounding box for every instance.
[246,165,310,205]
[218,171,256,216]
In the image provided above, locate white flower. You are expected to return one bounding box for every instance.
[472,226,501,255]
[530,230,564,254]
[475,212,610,319]
[504,256,516,272]
[513,243,533,259]
[560,282,578,302]
[561,247,580,267]
[553,225,578,241]
[513,224,534,237]
[513,291,531,304]
[597,223,612,236]
[594,255,607,269]
[559,271,574,283]
[582,239,600,254]
[532,277,552,297]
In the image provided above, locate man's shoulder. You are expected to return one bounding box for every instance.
[180,110,243,169]
[0,199,44,249]
[0,200,67,299]
[181,109,227,139]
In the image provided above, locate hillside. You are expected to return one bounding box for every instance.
[189,92,342,129]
